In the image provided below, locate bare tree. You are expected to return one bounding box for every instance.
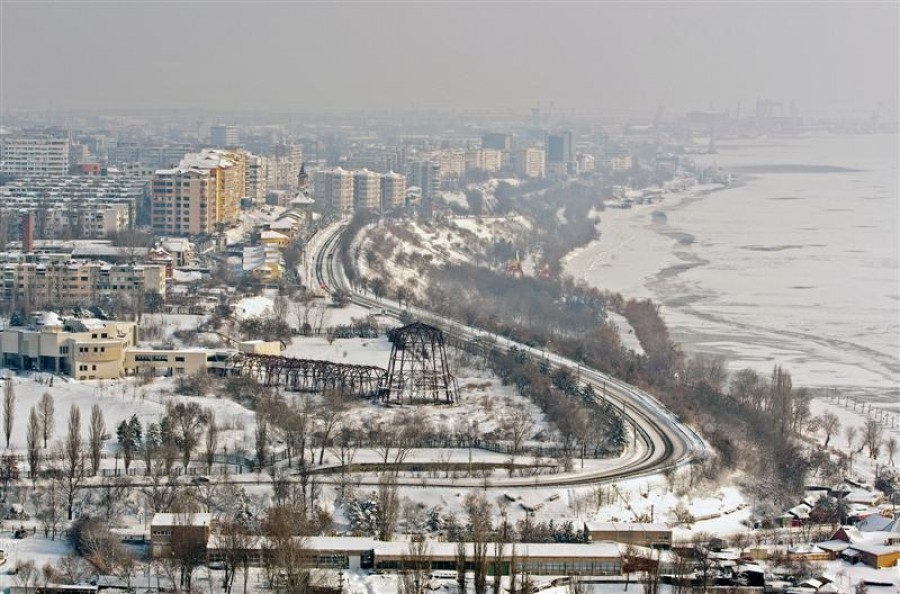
[316,389,347,465]
[3,376,15,448]
[58,554,91,585]
[94,476,131,524]
[503,408,534,455]
[219,519,258,594]
[886,436,898,466]
[255,414,269,473]
[171,512,208,593]
[26,407,40,480]
[14,560,40,594]
[376,473,400,541]
[329,423,360,498]
[399,534,432,594]
[261,506,315,594]
[168,402,209,469]
[88,404,105,476]
[861,419,883,459]
[38,392,56,449]
[61,405,85,519]
[771,366,792,435]
[464,492,492,594]
[34,474,65,539]
[204,411,218,474]
[819,412,840,448]
[845,425,858,450]
[456,541,467,594]
[38,391,55,448]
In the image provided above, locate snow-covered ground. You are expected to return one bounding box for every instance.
[354,216,530,301]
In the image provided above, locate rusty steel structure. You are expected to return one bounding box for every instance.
[380,322,459,404]
[232,353,385,398]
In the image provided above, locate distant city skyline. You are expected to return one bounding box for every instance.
[1,2,897,119]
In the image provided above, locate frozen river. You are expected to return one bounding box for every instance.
[566,134,899,406]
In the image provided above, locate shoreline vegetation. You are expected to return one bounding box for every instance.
[348,171,897,514]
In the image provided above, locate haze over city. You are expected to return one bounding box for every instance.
[2,1,898,117]
[0,2,897,593]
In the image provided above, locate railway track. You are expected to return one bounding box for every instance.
[308,223,707,488]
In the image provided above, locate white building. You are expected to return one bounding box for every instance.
[0,135,70,178]
[381,171,407,212]
[209,125,240,147]
[353,169,381,210]
[513,147,546,178]
[313,167,353,213]
[407,160,440,200]
[245,154,268,205]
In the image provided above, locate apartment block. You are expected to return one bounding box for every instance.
[407,160,440,200]
[513,147,546,179]
[313,167,353,213]
[209,125,240,148]
[353,169,382,210]
[0,256,166,307]
[151,149,247,236]
[266,143,303,191]
[381,171,407,211]
[0,135,70,178]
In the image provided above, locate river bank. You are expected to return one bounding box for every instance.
[565,134,900,406]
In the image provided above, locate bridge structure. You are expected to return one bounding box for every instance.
[231,353,386,398]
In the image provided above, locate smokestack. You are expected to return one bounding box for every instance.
[21,213,34,252]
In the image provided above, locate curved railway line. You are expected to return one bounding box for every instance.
[310,223,707,487]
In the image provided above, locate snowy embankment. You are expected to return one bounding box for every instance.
[354,216,530,301]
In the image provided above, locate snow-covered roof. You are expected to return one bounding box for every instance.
[151,512,212,527]
[180,149,237,170]
[817,540,851,553]
[585,521,671,533]
[161,238,194,251]
[269,220,296,230]
[260,230,288,240]
[207,536,622,561]
[35,311,62,327]
[848,543,900,556]
[858,514,898,533]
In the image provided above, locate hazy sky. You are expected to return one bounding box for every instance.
[1,1,897,117]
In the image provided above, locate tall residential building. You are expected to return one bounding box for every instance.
[313,167,353,213]
[180,150,247,226]
[381,171,407,212]
[546,131,574,176]
[0,134,70,178]
[345,146,404,173]
[266,143,303,190]
[436,150,466,178]
[150,149,246,236]
[110,141,194,169]
[513,147,546,179]
[482,132,513,151]
[209,125,240,148]
[246,154,268,205]
[353,169,382,211]
[151,168,215,236]
[407,160,440,200]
